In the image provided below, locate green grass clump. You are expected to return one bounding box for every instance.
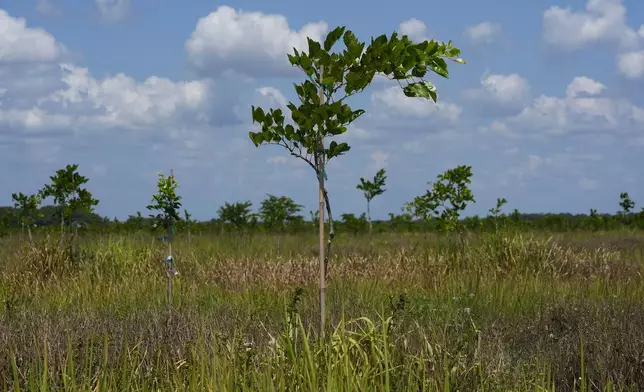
[0,230,643,390]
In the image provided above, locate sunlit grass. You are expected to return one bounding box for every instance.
[1,230,643,390]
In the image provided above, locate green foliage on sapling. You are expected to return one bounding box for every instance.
[218,201,254,234]
[40,164,99,241]
[588,208,603,231]
[147,172,183,302]
[248,25,465,264]
[259,194,303,232]
[356,168,387,239]
[619,192,635,226]
[11,192,42,227]
[146,173,182,234]
[405,165,475,241]
[341,212,368,236]
[488,197,507,234]
[11,192,43,244]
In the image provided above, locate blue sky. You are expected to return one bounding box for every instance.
[1,0,643,221]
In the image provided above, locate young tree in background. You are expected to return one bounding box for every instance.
[11,192,42,246]
[356,168,387,245]
[249,26,465,335]
[619,192,635,226]
[183,209,196,243]
[259,195,303,231]
[40,164,99,246]
[218,201,254,236]
[147,170,182,311]
[405,165,475,250]
[488,197,507,235]
[259,194,303,253]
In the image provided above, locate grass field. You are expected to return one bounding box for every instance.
[1,229,643,391]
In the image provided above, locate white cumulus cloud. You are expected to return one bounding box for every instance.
[464,22,502,45]
[0,9,63,62]
[463,72,530,106]
[542,0,643,51]
[565,76,606,98]
[93,0,131,23]
[371,86,462,123]
[186,6,328,77]
[399,18,428,42]
[505,76,643,136]
[617,51,644,79]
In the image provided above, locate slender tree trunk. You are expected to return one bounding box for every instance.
[277,226,283,256]
[60,214,65,247]
[168,169,175,315]
[27,225,33,247]
[317,65,326,338]
[168,235,173,310]
[367,200,373,248]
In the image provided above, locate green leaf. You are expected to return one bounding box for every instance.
[324,26,346,51]
[403,81,437,102]
[327,126,347,135]
[322,76,337,86]
[249,131,263,146]
[251,106,265,123]
[373,34,388,48]
[411,64,427,78]
[327,141,351,158]
[429,58,449,78]
[307,38,322,59]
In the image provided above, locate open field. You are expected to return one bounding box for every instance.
[1,230,644,391]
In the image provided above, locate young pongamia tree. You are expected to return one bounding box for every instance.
[126,211,146,231]
[259,195,303,230]
[588,208,603,231]
[182,209,197,243]
[340,212,368,236]
[40,164,99,245]
[218,201,254,235]
[309,209,320,235]
[356,168,387,243]
[488,197,507,235]
[11,192,42,246]
[249,26,464,334]
[619,192,635,226]
[146,170,182,309]
[259,194,303,253]
[405,165,475,249]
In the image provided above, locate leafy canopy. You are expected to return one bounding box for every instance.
[259,194,303,229]
[405,165,475,232]
[218,201,254,230]
[357,168,387,202]
[40,164,99,223]
[11,192,42,226]
[249,26,465,174]
[619,192,635,214]
[146,173,182,231]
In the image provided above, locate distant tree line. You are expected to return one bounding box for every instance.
[3,163,644,239]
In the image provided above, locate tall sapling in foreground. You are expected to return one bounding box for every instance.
[249,25,465,335]
[147,170,182,310]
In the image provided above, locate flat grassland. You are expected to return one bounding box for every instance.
[1,230,643,391]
